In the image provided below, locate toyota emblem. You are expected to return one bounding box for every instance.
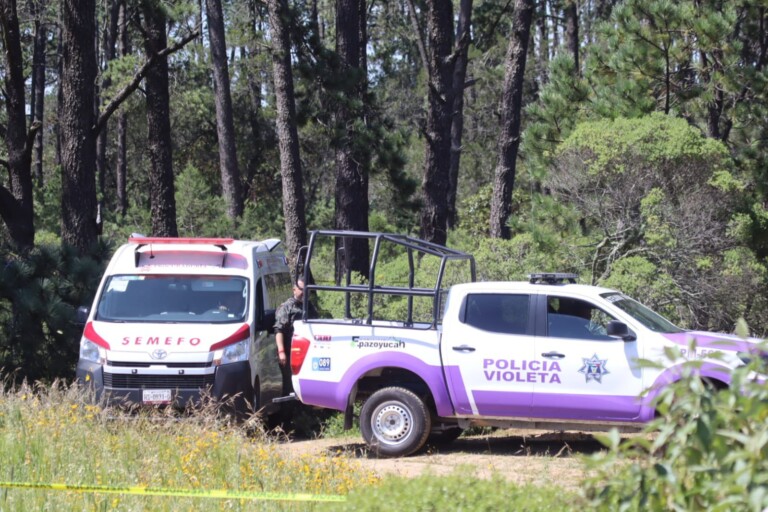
[150,349,168,360]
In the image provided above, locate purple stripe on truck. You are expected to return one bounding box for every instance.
[442,366,471,414]
[297,351,456,416]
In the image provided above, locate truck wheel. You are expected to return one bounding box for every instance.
[360,387,431,457]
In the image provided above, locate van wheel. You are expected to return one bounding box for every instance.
[360,387,431,458]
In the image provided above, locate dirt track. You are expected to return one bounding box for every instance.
[276,429,607,490]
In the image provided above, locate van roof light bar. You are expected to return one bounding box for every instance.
[528,272,579,284]
[128,237,234,245]
[129,237,233,267]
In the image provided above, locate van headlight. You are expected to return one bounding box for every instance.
[80,337,106,364]
[214,339,250,365]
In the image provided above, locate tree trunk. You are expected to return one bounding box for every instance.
[564,0,579,74]
[242,3,264,197]
[447,0,473,229]
[489,0,534,239]
[115,0,128,216]
[206,0,244,220]
[0,0,36,251]
[30,0,47,187]
[141,0,178,237]
[59,0,99,253]
[419,0,454,246]
[267,0,308,263]
[96,0,121,203]
[334,0,369,276]
[535,0,549,85]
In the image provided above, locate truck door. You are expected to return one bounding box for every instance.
[532,294,643,421]
[441,293,536,417]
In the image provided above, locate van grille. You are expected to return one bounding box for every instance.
[107,361,212,369]
[104,373,215,389]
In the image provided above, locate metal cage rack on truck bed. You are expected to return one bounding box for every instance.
[297,230,477,328]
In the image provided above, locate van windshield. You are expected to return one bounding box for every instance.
[95,275,248,323]
[600,292,684,333]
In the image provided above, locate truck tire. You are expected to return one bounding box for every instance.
[360,387,431,458]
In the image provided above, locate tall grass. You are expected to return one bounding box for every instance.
[0,379,377,511]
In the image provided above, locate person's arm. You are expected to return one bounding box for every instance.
[274,304,288,366]
[276,331,287,366]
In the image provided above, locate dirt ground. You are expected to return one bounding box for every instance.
[275,429,609,490]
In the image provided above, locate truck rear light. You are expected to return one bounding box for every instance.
[291,336,311,375]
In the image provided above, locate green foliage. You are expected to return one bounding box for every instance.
[335,473,580,511]
[599,256,681,322]
[557,114,730,176]
[174,164,231,237]
[549,114,760,331]
[0,241,111,382]
[585,343,768,511]
[33,166,63,237]
[461,234,580,282]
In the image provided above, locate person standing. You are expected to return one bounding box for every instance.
[274,278,315,394]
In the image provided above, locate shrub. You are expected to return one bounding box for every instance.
[585,328,768,510]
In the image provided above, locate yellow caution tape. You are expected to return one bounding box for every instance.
[0,481,346,502]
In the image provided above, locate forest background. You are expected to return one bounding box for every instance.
[2,0,768,382]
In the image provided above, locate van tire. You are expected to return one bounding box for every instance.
[360,387,431,458]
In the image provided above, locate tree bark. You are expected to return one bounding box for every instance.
[447,0,473,229]
[30,0,47,187]
[141,0,178,237]
[206,0,244,220]
[115,0,129,216]
[334,0,369,276]
[267,0,308,263]
[419,0,454,246]
[59,0,99,253]
[564,0,579,74]
[96,0,121,202]
[489,0,534,239]
[0,0,36,251]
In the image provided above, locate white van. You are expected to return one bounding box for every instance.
[76,236,291,417]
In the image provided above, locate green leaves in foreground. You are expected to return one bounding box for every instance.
[585,344,768,511]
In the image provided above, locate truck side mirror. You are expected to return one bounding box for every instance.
[257,309,276,332]
[607,320,635,341]
[76,306,90,325]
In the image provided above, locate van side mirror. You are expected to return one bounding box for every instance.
[257,309,276,332]
[607,320,635,341]
[76,306,90,325]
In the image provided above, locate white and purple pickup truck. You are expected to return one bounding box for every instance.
[288,231,761,457]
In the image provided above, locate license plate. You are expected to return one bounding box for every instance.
[142,389,172,404]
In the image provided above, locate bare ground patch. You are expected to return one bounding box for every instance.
[273,429,613,490]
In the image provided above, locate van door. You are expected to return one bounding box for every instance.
[531,294,643,421]
[441,293,535,417]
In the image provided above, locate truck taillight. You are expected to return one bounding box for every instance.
[290,336,311,375]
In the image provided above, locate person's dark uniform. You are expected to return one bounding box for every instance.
[274,280,316,395]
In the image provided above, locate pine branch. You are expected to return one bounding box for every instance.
[93,28,200,135]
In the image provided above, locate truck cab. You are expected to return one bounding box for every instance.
[76,236,291,417]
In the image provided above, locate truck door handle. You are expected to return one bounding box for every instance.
[452,345,476,352]
[542,351,565,359]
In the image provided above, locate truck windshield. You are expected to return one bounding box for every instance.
[94,275,248,323]
[600,292,684,333]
